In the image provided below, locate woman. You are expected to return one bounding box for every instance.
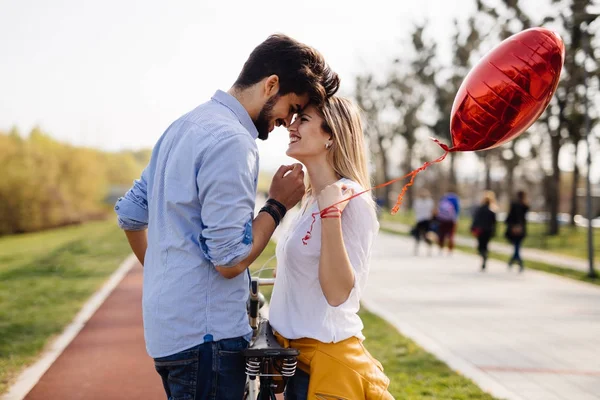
[505,190,529,272]
[470,191,497,271]
[269,97,393,399]
[412,188,435,255]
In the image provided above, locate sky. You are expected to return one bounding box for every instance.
[3,0,594,180]
[0,0,477,168]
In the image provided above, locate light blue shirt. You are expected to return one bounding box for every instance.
[115,90,258,358]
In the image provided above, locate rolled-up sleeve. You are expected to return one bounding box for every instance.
[196,132,258,267]
[115,167,150,231]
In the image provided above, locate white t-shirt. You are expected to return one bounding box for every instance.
[413,197,434,222]
[269,178,379,343]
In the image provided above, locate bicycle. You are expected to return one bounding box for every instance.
[243,266,299,400]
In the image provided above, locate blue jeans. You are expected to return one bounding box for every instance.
[512,238,523,264]
[154,336,248,400]
[284,368,310,400]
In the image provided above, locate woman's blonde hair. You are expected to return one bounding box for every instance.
[481,190,497,211]
[307,96,373,205]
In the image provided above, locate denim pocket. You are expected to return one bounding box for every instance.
[217,337,248,379]
[215,336,248,398]
[154,348,199,399]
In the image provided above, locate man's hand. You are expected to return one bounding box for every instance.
[268,163,305,210]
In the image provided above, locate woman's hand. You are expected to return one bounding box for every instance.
[317,183,354,213]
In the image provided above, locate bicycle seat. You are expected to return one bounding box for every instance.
[243,319,299,358]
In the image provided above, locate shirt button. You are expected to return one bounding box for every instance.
[115,205,120,210]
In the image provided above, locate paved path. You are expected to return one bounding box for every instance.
[381,221,596,273]
[363,232,600,400]
[15,262,164,400]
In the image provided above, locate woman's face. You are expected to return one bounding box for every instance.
[286,105,331,163]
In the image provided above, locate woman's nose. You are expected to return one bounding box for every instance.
[283,114,294,128]
[288,118,299,131]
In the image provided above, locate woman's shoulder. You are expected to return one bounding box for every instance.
[474,204,486,215]
[339,178,372,204]
[339,177,363,190]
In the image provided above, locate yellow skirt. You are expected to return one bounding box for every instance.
[275,332,394,399]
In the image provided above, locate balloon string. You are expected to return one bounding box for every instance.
[301,140,450,245]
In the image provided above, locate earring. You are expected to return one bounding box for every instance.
[325,142,331,149]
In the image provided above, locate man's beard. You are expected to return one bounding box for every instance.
[255,95,279,140]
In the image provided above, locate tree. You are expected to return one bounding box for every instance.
[355,74,393,208]
[0,128,149,235]
[552,0,600,226]
[412,18,483,188]
[476,0,600,234]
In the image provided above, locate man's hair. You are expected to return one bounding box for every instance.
[234,34,340,105]
[517,190,527,204]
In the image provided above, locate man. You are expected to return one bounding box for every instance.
[436,188,461,255]
[114,34,339,399]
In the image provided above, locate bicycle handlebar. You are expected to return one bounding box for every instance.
[251,277,275,286]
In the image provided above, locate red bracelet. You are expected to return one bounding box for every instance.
[320,206,342,219]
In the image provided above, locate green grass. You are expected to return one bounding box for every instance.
[256,240,499,399]
[249,240,277,300]
[382,210,600,262]
[380,226,600,287]
[0,220,133,394]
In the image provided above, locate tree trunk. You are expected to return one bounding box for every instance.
[570,160,580,227]
[376,136,391,209]
[405,143,415,209]
[548,134,561,235]
[448,152,457,189]
[484,153,492,190]
[506,161,516,205]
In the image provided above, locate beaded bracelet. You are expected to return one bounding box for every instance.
[266,198,287,219]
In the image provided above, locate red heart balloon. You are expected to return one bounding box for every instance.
[447,27,565,152]
[323,28,566,218]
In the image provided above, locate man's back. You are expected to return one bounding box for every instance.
[117,91,259,358]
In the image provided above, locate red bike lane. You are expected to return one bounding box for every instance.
[24,263,164,400]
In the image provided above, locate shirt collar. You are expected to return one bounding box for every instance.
[211,90,259,140]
